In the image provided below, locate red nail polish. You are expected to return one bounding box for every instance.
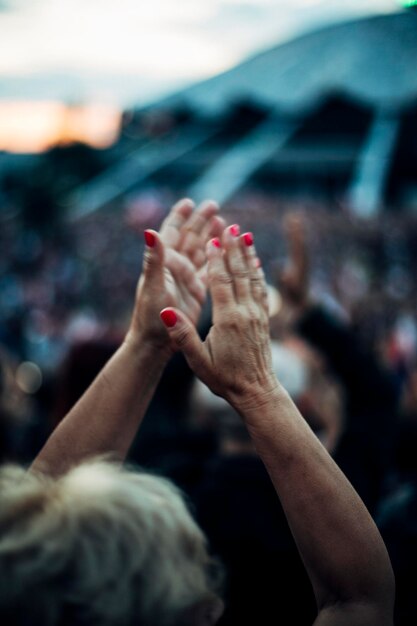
[211,238,221,248]
[160,309,177,328]
[243,232,254,246]
[144,230,156,247]
[229,224,240,237]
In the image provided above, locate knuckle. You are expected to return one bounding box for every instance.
[213,288,231,306]
[251,280,263,297]
[223,305,264,332]
[230,263,249,280]
[227,308,246,327]
[143,250,155,269]
[190,248,205,267]
[247,305,261,323]
[257,285,268,301]
[210,270,233,286]
[173,326,192,347]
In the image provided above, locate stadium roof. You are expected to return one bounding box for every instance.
[160,11,417,115]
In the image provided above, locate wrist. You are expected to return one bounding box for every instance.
[234,383,300,447]
[123,327,173,366]
[228,377,287,423]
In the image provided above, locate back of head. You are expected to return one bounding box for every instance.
[0,460,222,626]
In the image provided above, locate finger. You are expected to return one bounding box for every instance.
[222,224,251,303]
[206,237,235,317]
[160,308,210,380]
[141,229,165,290]
[240,232,268,315]
[205,215,227,241]
[180,200,219,265]
[165,248,206,306]
[182,199,219,238]
[159,198,195,249]
[185,214,226,271]
[197,263,208,289]
[176,281,203,324]
[186,245,206,272]
[256,260,270,317]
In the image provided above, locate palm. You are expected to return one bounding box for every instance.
[132,199,224,349]
[162,250,203,325]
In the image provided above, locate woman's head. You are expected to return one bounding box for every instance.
[0,460,223,626]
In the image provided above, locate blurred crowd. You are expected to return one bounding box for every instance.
[1,188,417,624]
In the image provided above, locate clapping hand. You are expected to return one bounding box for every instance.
[128,198,225,355]
[159,225,279,411]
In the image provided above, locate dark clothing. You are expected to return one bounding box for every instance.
[297,306,399,514]
[379,481,417,626]
[170,453,317,626]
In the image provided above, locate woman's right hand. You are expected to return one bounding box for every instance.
[160,224,280,413]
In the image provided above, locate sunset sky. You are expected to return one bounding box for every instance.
[0,0,402,152]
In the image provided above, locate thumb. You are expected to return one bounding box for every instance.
[142,230,165,289]
[160,308,209,379]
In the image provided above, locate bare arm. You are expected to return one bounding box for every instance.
[160,226,395,625]
[31,199,225,476]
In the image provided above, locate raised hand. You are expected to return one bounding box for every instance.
[279,214,309,309]
[128,198,225,354]
[32,199,225,475]
[270,213,310,339]
[159,224,279,409]
[159,224,395,626]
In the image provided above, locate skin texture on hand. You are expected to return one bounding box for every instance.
[160,224,280,410]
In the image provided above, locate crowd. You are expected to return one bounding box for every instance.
[2,190,417,369]
[0,195,417,624]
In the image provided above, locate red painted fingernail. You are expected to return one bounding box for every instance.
[243,232,254,246]
[160,309,177,328]
[144,230,156,248]
[211,237,221,248]
[229,224,240,237]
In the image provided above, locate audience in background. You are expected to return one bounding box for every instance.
[1,195,416,624]
[0,200,394,625]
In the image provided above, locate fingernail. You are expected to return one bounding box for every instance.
[243,232,254,246]
[255,258,262,269]
[229,224,240,237]
[160,309,177,328]
[211,237,221,248]
[144,230,156,248]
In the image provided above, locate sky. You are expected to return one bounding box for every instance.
[0,0,401,107]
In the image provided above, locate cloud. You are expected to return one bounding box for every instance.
[0,0,399,104]
[0,0,19,10]
[0,0,239,76]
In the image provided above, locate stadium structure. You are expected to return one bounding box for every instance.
[72,10,417,220]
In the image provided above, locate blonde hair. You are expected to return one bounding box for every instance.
[0,460,221,626]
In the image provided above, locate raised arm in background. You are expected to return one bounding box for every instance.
[160,225,395,626]
[32,199,225,476]
[273,215,399,512]
[274,214,399,417]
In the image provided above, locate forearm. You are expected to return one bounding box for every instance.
[32,334,170,476]
[233,383,394,621]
